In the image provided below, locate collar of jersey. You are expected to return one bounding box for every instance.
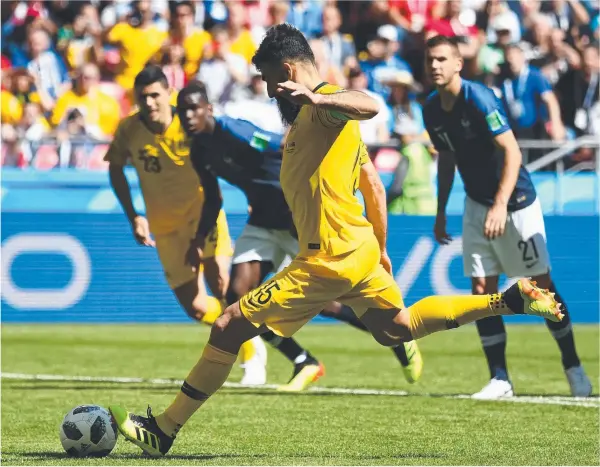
[138,106,177,135]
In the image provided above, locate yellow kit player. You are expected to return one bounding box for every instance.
[110,27,563,457]
[105,66,266,384]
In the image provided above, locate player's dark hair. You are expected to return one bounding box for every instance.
[252,23,315,70]
[425,35,461,56]
[178,80,211,105]
[134,65,169,90]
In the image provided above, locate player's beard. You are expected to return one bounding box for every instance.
[276,97,302,126]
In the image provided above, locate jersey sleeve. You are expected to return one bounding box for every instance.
[314,106,348,129]
[359,141,370,166]
[469,85,511,137]
[313,84,351,129]
[103,121,130,165]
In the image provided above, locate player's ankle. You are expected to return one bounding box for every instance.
[155,413,180,439]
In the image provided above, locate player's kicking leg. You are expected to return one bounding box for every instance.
[319,302,423,384]
[111,278,563,458]
[109,258,562,458]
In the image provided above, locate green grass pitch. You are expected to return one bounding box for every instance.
[1,323,598,465]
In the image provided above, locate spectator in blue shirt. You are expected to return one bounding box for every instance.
[499,42,565,147]
[287,0,323,38]
[359,25,411,101]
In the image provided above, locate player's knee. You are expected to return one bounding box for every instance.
[371,329,406,347]
[212,304,243,333]
[370,314,411,347]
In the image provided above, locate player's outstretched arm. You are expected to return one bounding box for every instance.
[359,158,392,273]
[276,81,379,121]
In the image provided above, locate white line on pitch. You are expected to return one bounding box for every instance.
[2,372,598,408]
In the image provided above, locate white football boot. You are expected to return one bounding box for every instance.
[472,377,514,400]
[240,336,268,385]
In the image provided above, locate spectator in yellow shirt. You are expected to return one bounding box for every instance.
[106,0,168,91]
[56,4,104,71]
[1,89,22,125]
[167,1,211,79]
[225,1,257,64]
[50,63,121,137]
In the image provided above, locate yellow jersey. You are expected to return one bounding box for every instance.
[104,110,203,236]
[282,83,373,258]
[181,29,212,78]
[228,29,257,64]
[50,89,121,136]
[1,90,23,125]
[108,23,168,90]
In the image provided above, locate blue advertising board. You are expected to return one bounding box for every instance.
[1,213,597,323]
[1,168,598,215]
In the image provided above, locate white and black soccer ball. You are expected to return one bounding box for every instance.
[59,405,118,457]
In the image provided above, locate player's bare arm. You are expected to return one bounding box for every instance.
[107,158,155,248]
[276,81,379,120]
[541,90,566,141]
[485,130,521,240]
[434,150,455,245]
[359,158,392,273]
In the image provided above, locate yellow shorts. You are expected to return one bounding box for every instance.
[239,237,404,337]
[155,210,233,289]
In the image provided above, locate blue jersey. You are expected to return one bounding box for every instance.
[190,116,292,230]
[423,79,536,211]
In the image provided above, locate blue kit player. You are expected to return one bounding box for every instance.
[422,35,592,399]
[176,80,424,390]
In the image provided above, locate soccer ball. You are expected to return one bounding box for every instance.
[59,405,118,457]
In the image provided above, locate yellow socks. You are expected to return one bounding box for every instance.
[407,294,511,340]
[155,344,237,437]
[200,297,224,325]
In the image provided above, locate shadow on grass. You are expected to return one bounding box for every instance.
[11,451,446,461]
[11,452,271,461]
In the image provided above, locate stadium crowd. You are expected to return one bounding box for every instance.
[1,0,599,172]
